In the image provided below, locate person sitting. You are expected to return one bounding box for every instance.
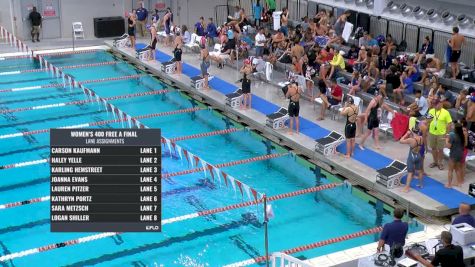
[327,50,345,79]
[346,44,359,61]
[422,57,444,81]
[393,70,414,106]
[412,231,464,267]
[453,202,475,227]
[348,71,362,96]
[377,207,408,253]
[271,29,285,51]
[382,34,397,56]
[378,52,392,79]
[379,65,400,99]
[406,58,422,83]
[317,79,343,120]
[437,84,456,109]
[354,46,367,73]
[181,25,191,44]
[361,61,379,94]
[407,90,429,117]
[205,17,218,46]
[209,39,234,68]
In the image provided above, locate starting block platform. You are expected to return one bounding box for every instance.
[225,88,243,109]
[113,34,129,48]
[376,160,407,189]
[190,75,214,90]
[161,60,176,74]
[266,107,289,129]
[314,131,345,156]
[136,45,151,61]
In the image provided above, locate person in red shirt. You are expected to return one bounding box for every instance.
[318,79,342,120]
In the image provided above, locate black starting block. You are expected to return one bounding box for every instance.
[266,107,289,129]
[161,60,176,74]
[225,88,243,109]
[190,75,214,90]
[469,184,475,197]
[136,45,151,61]
[315,131,345,156]
[376,160,407,189]
[113,34,129,48]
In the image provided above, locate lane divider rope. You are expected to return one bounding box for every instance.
[0,107,205,140]
[167,128,242,142]
[0,89,169,114]
[0,61,119,76]
[34,49,102,57]
[0,183,342,261]
[224,226,384,267]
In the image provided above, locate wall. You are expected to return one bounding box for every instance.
[0,1,13,34]
[60,0,126,38]
[173,0,224,29]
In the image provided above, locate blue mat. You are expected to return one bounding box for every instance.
[133,44,475,208]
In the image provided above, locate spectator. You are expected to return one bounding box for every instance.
[181,25,191,44]
[413,231,464,267]
[378,52,392,79]
[209,39,234,68]
[354,46,367,73]
[446,123,466,187]
[255,27,266,58]
[393,71,414,105]
[280,8,289,36]
[315,20,328,36]
[28,6,42,43]
[348,71,361,96]
[377,207,408,252]
[456,88,469,118]
[468,89,475,132]
[318,79,343,120]
[286,82,302,135]
[237,8,249,32]
[437,85,456,109]
[206,18,218,46]
[265,0,276,17]
[382,34,396,56]
[253,0,263,27]
[422,57,444,81]
[361,61,379,94]
[420,36,434,55]
[135,2,148,37]
[448,26,466,79]
[428,98,452,171]
[290,55,303,75]
[406,58,421,82]
[327,50,345,79]
[341,96,359,158]
[400,129,425,192]
[407,90,428,117]
[300,16,310,31]
[290,39,305,61]
[453,203,475,227]
[334,10,351,38]
[195,17,206,36]
[379,65,400,99]
[346,44,359,60]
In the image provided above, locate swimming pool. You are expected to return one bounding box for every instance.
[0,50,423,266]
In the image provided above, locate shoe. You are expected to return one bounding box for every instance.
[36,39,40,42]
[32,40,35,43]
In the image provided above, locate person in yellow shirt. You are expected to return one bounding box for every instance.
[328,50,346,79]
[427,98,452,171]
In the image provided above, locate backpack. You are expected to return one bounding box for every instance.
[397,40,407,52]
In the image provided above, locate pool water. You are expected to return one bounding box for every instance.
[0,51,423,266]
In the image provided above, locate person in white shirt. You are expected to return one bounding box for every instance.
[407,90,428,117]
[255,27,266,58]
[181,25,191,44]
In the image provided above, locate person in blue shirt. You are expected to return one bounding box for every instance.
[453,203,475,227]
[135,2,148,37]
[377,208,408,253]
[205,18,218,46]
[195,17,206,36]
[393,71,414,105]
[253,0,263,27]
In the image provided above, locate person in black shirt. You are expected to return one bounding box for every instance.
[28,6,42,42]
[378,66,400,99]
[413,231,464,267]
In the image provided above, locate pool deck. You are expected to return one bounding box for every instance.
[102,39,456,267]
[102,39,475,219]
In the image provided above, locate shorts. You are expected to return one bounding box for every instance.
[345,122,356,139]
[429,133,445,150]
[407,152,422,173]
[367,116,379,130]
[32,25,40,35]
[174,48,182,61]
[328,98,339,106]
[288,101,299,117]
[450,50,461,63]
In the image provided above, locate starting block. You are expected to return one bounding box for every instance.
[190,75,214,90]
[376,160,407,189]
[113,34,130,48]
[314,131,345,156]
[161,60,176,74]
[136,45,151,61]
[225,88,243,109]
[266,107,289,129]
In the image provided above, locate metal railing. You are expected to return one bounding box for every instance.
[271,252,313,267]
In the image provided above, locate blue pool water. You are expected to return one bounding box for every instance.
[0,51,423,266]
